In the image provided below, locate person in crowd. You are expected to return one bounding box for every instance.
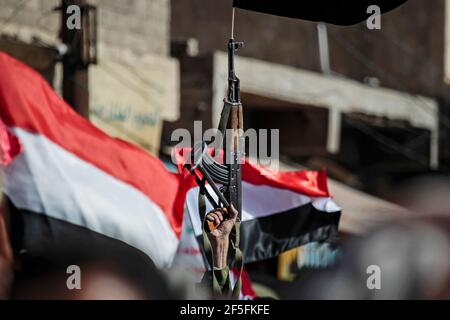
[0,195,179,300]
[200,205,239,297]
[0,197,13,299]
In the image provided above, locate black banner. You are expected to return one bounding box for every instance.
[232,0,409,25]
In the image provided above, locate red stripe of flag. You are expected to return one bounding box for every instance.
[0,52,183,236]
[173,147,331,197]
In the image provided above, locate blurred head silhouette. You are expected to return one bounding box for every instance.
[284,175,450,300]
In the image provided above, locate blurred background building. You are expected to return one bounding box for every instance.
[0,0,179,154]
[166,0,449,202]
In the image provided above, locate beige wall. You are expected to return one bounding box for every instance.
[1,0,179,155]
[0,0,170,59]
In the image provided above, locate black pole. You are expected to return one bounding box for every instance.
[59,0,91,118]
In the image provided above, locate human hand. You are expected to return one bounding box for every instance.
[205,205,238,240]
[205,205,238,269]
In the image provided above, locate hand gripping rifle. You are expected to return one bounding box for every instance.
[184,38,244,298]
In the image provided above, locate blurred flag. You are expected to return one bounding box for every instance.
[173,149,341,280]
[0,118,22,165]
[231,268,256,300]
[0,52,184,268]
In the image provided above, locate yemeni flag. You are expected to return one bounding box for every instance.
[172,149,341,279]
[0,52,184,268]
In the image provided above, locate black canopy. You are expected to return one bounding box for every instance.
[233,0,408,26]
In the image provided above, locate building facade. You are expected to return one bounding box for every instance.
[167,0,448,199]
[0,0,170,58]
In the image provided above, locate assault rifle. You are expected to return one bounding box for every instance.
[184,38,244,232]
[183,37,245,299]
